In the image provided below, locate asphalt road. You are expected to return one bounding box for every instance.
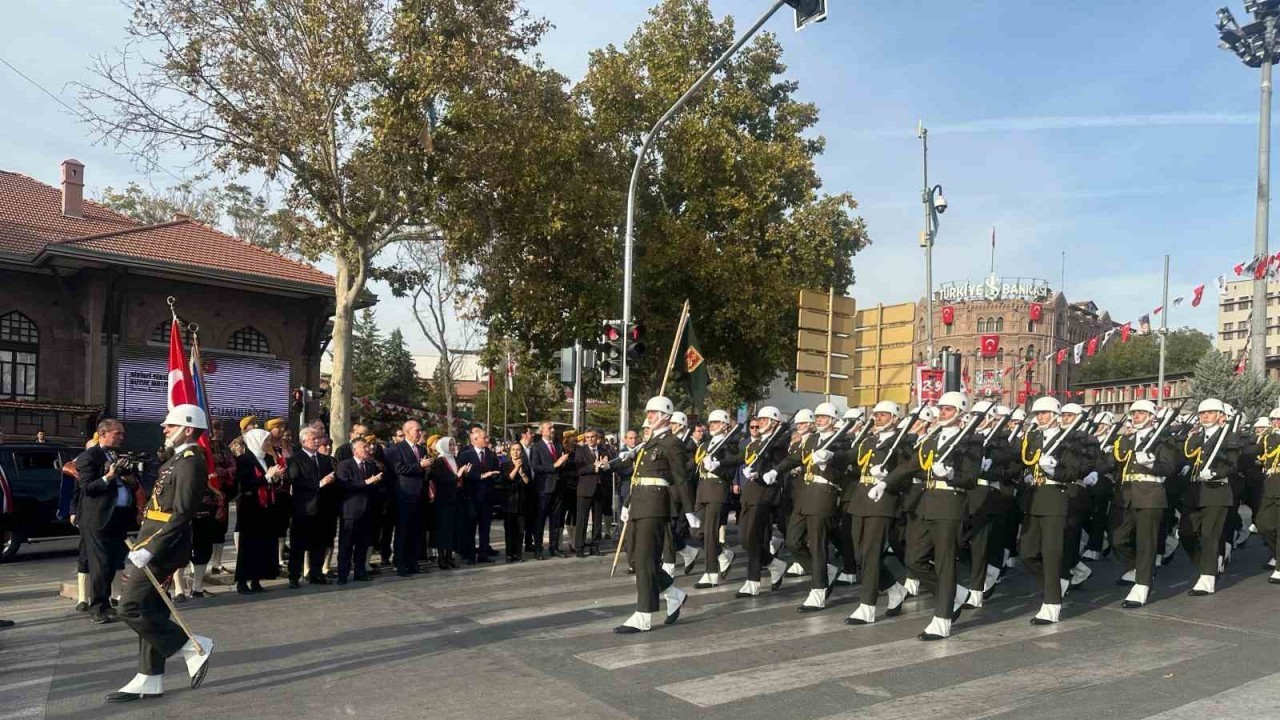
[3,527,1280,720]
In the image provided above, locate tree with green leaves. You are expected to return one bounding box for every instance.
[377,329,423,408]
[82,0,558,444]
[1190,348,1280,420]
[349,309,386,402]
[1078,329,1212,383]
[97,181,221,226]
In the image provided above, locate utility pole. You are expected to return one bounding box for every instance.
[1158,255,1170,404]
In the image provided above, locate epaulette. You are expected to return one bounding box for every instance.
[181,449,197,458]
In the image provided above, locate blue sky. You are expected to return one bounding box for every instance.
[0,0,1265,354]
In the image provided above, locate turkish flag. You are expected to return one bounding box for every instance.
[1086,336,1099,357]
[980,334,999,358]
[1257,255,1272,279]
[1029,302,1043,322]
[167,318,195,410]
[1120,323,1131,342]
[1191,284,1205,308]
[941,305,955,326]
[1056,348,1067,365]
[1136,385,1145,399]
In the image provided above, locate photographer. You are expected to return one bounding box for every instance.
[75,419,138,624]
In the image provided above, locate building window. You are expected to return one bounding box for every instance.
[1028,320,1035,333]
[150,320,194,346]
[227,326,272,356]
[0,311,38,400]
[997,348,1005,366]
[945,322,953,336]
[995,317,1004,332]
[977,318,987,333]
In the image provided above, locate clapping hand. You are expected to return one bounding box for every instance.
[320,472,335,488]
[366,472,383,485]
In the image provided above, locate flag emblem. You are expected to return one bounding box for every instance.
[684,345,705,373]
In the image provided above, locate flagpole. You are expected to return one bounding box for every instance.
[502,349,510,441]
[659,300,692,397]
[1158,254,1169,406]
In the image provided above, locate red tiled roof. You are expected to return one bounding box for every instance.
[0,169,334,291]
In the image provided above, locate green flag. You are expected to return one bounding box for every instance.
[677,321,710,411]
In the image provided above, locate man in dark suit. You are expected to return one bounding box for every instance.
[286,425,336,587]
[574,429,611,557]
[517,428,539,552]
[530,421,569,559]
[458,427,502,562]
[334,437,383,584]
[390,420,430,576]
[333,423,368,463]
[75,419,136,624]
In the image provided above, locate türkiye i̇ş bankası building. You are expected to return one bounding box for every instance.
[912,274,1118,404]
[0,159,345,448]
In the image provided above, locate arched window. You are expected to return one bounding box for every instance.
[1028,319,1036,333]
[995,317,1004,332]
[150,320,194,346]
[977,318,987,333]
[227,326,272,355]
[0,311,38,399]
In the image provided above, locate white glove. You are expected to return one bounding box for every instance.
[617,449,634,462]
[742,466,758,480]
[932,463,952,479]
[1198,468,1214,481]
[1082,471,1099,487]
[981,457,992,473]
[128,548,153,569]
[702,456,720,472]
[867,481,887,502]
[870,464,888,481]
[1135,451,1155,467]
[1180,465,1190,477]
[619,506,630,523]
[685,512,702,529]
[1038,455,1058,477]
[762,469,778,485]
[812,449,833,465]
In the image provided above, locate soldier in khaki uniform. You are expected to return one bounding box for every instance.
[691,410,740,588]
[1179,398,1240,596]
[615,397,693,634]
[845,401,912,625]
[107,404,215,703]
[735,406,792,597]
[1110,399,1177,608]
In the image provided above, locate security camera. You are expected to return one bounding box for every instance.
[933,192,947,214]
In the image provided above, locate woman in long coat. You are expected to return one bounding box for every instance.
[235,429,283,593]
[429,437,473,569]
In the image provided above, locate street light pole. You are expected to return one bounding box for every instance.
[920,123,934,368]
[618,0,791,438]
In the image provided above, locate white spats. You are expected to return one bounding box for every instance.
[767,558,787,580]
[694,572,720,588]
[661,562,676,577]
[1059,578,1070,597]
[1033,603,1061,624]
[1269,570,1280,583]
[1218,552,1227,573]
[785,562,807,577]
[180,635,214,683]
[1069,561,1092,588]
[664,586,687,623]
[119,673,163,695]
[190,564,206,594]
[835,572,857,585]
[885,582,908,613]
[1123,584,1149,606]
[964,589,984,609]
[678,545,700,573]
[1268,557,1277,569]
[801,588,826,610]
[718,549,735,574]
[920,615,952,640]
[953,585,970,613]
[984,564,1002,591]
[1119,569,1136,584]
[847,603,877,624]
[824,564,839,586]
[1191,574,1216,595]
[76,572,88,603]
[620,611,652,632]
[769,535,784,557]
[904,578,921,596]
[1081,549,1100,561]
[737,580,761,597]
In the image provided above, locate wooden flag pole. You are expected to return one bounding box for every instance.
[611,299,690,578]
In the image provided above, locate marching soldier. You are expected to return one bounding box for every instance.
[670,411,701,575]
[615,397,692,634]
[845,401,912,625]
[775,403,848,611]
[735,406,791,597]
[1179,399,1239,596]
[831,407,866,586]
[1082,411,1118,561]
[1255,410,1280,580]
[778,409,815,578]
[107,404,214,702]
[1059,402,1103,592]
[900,405,938,598]
[882,392,983,640]
[1018,396,1091,625]
[1110,399,1177,608]
[692,410,741,588]
[961,403,1016,609]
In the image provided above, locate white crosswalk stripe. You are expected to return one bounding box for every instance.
[811,636,1228,720]
[658,618,1096,707]
[1136,672,1280,719]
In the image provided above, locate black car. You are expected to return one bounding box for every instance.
[0,442,82,561]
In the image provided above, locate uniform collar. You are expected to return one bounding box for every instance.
[173,442,198,454]
[651,427,670,438]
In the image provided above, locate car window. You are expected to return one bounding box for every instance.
[14,450,62,471]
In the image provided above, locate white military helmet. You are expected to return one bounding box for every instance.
[756,405,783,422]
[938,391,968,412]
[1197,398,1226,414]
[920,406,939,423]
[670,411,689,427]
[843,407,865,421]
[1223,402,1237,417]
[1095,411,1115,425]
[707,409,731,425]
[1269,407,1280,420]
[793,409,816,424]
[1129,400,1157,416]
[1255,417,1272,429]
[1031,397,1061,414]
[814,402,840,419]
[971,400,994,414]
[163,403,209,430]
[1011,408,1027,421]
[872,401,900,417]
[1061,403,1084,416]
[645,396,675,416]
[994,405,1012,417]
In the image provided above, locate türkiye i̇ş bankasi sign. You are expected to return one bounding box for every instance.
[933,277,1052,304]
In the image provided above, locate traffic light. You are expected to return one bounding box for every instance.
[786,0,827,31]
[598,321,624,384]
[625,322,645,360]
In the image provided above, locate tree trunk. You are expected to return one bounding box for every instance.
[443,349,454,431]
[328,255,359,446]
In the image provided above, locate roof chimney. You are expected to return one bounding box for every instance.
[61,159,84,218]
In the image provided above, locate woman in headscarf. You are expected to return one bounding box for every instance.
[235,429,284,594]
[429,437,473,570]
